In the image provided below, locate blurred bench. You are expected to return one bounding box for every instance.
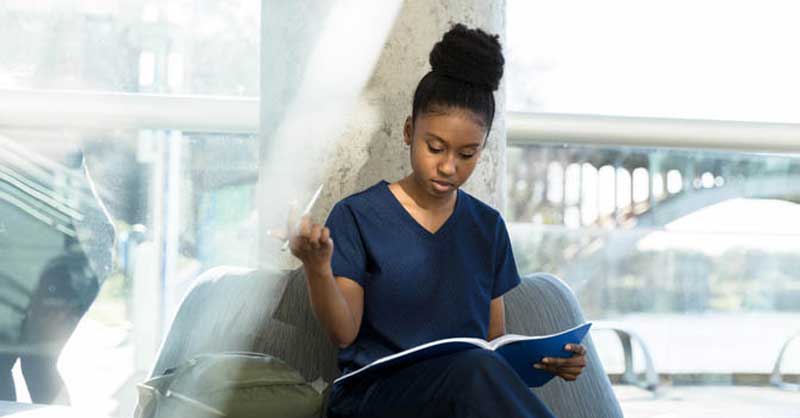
[593,321,659,392]
[771,331,800,391]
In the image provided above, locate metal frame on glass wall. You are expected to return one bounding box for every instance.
[1,88,799,152]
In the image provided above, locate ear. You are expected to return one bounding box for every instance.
[403,116,413,146]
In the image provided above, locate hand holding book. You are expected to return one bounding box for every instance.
[534,343,587,382]
[334,322,592,388]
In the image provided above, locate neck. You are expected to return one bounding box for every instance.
[397,175,456,211]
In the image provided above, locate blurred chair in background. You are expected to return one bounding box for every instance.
[0,149,114,404]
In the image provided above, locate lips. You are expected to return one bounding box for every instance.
[431,179,454,192]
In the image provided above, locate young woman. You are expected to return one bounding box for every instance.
[290,24,587,418]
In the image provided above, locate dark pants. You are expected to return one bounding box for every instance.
[327,349,556,418]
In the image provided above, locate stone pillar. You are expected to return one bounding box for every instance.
[259,0,507,268]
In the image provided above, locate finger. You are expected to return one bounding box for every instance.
[290,216,311,254]
[320,227,332,246]
[556,357,587,368]
[288,227,302,254]
[549,355,586,367]
[302,238,313,254]
[299,215,312,238]
[541,357,570,367]
[289,232,303,256]
[558,367,585,376]
[565,344,587,356]
[266,228,288,241]
[559,373,579,381]
[309,224,322,249]
[533,363,559,374]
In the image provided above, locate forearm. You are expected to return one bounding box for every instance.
[487,328,506,341]
[303,264,358,347]
[487,296,507,341]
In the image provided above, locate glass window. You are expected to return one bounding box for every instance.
[507,0,800,123]
[0,128,258,412]
[508,1,800,413]
[507,143,800,410]
[0,1,260,415]
[0,0,259,96]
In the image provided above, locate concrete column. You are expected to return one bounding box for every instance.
[322,0,507,210]
[259,0,507,268]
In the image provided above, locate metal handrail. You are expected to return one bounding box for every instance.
[0,88,258,133]
[507,111,800,154]
[2,88,800,153]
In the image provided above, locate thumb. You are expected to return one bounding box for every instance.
[266,227,288,241]
[321,228,334,249]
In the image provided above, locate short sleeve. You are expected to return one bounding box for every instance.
[325,202,368,287]
[492,217,521,298]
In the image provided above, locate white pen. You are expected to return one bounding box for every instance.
[282,183,324,251]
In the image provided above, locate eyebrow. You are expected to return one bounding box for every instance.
[424,133,482,149]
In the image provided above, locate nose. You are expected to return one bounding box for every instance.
[438,153,456,177]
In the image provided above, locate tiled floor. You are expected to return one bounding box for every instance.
[614,385,800,418]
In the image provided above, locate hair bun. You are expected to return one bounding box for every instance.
[429,23,504,91]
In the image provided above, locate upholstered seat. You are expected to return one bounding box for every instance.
[147,267,623,417]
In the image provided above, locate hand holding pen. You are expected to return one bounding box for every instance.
[282,184,324,251]
[265,184,333,270]
[265,184,324,249]
[288,185,334,271]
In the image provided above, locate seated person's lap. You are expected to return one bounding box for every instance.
[328,349,555,418]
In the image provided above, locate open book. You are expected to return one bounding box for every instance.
[334,322,592,387]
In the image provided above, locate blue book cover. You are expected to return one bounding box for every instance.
[334,322,592,387]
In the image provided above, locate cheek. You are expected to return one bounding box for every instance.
[460,160,479,175]
[408,146,430,172]
[411,146,434,165]
[457,156,482,178]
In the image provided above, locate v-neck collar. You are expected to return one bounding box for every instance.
[381,180,461,238]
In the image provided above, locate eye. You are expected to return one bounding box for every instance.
[427,144,444,153]
[459,153,476,159]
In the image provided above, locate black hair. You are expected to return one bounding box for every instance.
[411,23,505,139]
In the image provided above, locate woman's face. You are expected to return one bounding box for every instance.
[404,108,487,200]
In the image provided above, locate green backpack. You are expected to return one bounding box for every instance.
[135,352,324,418]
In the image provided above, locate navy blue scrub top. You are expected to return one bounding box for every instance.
[325,180,521,375]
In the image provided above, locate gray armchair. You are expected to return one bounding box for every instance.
[147,267,623,418]
[503,273,623,417]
